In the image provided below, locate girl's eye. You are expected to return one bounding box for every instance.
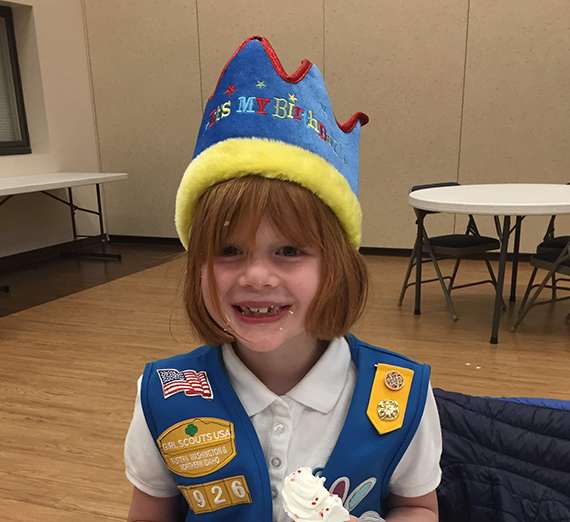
[221,245,241,256]
[279,246,302,256]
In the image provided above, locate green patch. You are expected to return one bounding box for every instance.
[186,423,198,437]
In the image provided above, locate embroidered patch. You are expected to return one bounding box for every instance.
[328,476,377,513]
[158,418,236,478]
[179,475,252,514]
[156,368,213,400]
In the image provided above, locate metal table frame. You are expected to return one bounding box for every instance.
[0,172,128,292]
[409,183,570,344]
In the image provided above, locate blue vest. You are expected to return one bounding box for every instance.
[141,334,430,521]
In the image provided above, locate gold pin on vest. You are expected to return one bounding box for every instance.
[367,364,414,435]
[384,370,405,391]
[377,399,400,421]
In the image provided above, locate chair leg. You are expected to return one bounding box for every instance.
[518,267,538,311]
[448,257,461,292]
[398,247,417,306]
[552,273,557,300]
[423,238,458,321]
[483,254,507,310]
[512,267,555,332]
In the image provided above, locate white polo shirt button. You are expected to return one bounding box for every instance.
[274,423,285,434]
[271,487,278,498]
[271,457,282,468]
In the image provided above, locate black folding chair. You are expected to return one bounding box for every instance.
[535,183,570,300]
[536,182,570,253]
[398,182,502,320]
[511,238,570,331]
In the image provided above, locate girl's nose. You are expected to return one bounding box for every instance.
[238,255,279,288]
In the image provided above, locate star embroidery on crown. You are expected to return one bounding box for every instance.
[224,84,237,97]
[320,102,327,115]
[256,80,266,88]
[288,93,298,103]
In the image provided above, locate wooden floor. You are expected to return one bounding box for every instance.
[0,242,184,317]
[0,251,568,521]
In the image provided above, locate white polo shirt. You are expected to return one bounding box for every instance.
[125,338,442,521]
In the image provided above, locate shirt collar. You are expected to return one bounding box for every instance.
[222,343,278,417]
[286,337,351,413]
[221,337,351,416]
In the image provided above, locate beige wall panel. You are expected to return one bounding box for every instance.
[326,0,468,248]
[84,0,202,238]
[459,0,570,251]
[0,0,101,257]
[196,1,323,108]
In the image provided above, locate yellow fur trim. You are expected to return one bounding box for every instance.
[175,138,362,249]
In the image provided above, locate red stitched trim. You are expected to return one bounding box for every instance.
[209,36,312,100]
[336,112,370,132]
[256,36,312,83]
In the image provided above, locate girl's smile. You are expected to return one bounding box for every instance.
[232,302,292,323]
[201,214,323,356]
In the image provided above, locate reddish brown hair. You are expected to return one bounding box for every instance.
[184,176,368,345]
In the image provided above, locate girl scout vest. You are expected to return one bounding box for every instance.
[140,334,431,521]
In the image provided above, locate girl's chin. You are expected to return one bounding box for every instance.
[233,337,288,353]
[231,330,303,354]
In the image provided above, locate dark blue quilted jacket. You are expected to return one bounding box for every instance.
[434,388,570,522]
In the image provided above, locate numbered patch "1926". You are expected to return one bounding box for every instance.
[178,475,252,514]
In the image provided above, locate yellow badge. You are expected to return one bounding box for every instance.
[158,418,236,478]
[179,475,252,514]
[366,364,414,435]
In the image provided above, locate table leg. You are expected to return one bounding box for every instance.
[67,187,78,242]
[414,211,426,315]
[491,215,511,344]
[0,197,13,292]
[509,216,523,302]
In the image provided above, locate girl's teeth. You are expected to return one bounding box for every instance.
[238,306,283,316]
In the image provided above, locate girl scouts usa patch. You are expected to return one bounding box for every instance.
[158,418,236,478]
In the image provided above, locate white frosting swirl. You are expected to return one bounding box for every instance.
[281,467,351,522]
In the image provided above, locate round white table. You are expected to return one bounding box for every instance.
[408,183,570,343]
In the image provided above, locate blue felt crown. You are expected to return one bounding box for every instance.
[176,36,369,249]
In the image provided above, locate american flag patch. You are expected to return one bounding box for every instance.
[156,368,214,400]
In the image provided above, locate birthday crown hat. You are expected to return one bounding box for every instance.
[175,35,369,249]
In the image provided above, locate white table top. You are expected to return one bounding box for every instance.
[409,183,570,215]
[0,172,128,197]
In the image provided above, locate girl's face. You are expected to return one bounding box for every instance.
[201,214,322,355]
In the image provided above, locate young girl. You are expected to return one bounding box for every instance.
[124,36,441,522]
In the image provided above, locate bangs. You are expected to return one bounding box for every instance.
[197,175,328,256]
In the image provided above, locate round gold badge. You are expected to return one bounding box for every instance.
[384,371,405,391]
[377,400,400,421]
